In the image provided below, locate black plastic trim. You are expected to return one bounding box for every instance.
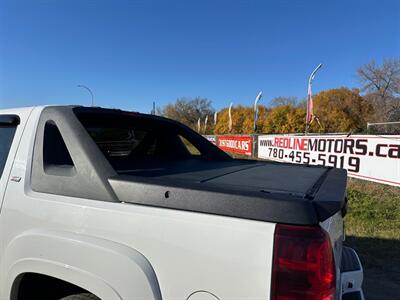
[342,291,362,300]
[31,106,118,201]
[109,175,320,225]
[312,168,347,221]
[341,246,361,272]
[0,115,20,126]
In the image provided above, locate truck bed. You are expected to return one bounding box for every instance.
[109,158,347,225]
[115,159,325,196]
[29,106,347,226]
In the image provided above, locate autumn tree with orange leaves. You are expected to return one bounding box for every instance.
[310,88,373,133]
[160,89,375,135]
[262,105,306,134]
[213,105,269,134]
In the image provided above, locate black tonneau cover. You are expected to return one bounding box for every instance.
[109,159,347,225]
[31,106,347,225]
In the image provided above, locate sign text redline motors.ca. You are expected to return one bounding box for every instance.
[258,135,400,187]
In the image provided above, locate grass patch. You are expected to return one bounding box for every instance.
[346,178,400,239]
[345,178,400,298]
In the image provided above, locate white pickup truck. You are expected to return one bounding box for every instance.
[0,106,364,300]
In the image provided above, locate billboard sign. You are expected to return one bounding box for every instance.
[258,135,400,187]
[217,135,253,156]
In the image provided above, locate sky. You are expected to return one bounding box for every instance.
[0,0,399,113]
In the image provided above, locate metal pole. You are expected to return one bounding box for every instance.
[367,121,400,133]
[305,63,322,135]
[367,121,400,126]
[77,85,95,107]
[253,91,263,132]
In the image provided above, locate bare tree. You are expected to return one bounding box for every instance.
[160,97,215,132]
[270,96,298,107]
[357,58,400,121]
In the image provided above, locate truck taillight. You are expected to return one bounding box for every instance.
[271,224,336,300]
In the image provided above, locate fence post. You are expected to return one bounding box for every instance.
[252,134,258,159]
